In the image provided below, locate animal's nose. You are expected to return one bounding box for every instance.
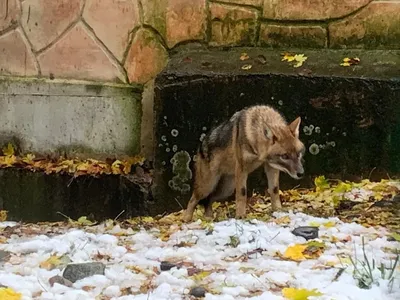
[296,171,304,178]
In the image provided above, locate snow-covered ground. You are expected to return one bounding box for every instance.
[0,211,399,300]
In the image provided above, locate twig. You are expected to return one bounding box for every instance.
[268,231,280,243]
[37,278,48,292]
[114,210,125,221]
[56,211,72,221]
[368,167,377,181]
[174,197,184,210]
[332,268,345,282]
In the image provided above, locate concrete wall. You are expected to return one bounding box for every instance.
[0,77,142,157]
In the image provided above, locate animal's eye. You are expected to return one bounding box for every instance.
[281,154,289,160]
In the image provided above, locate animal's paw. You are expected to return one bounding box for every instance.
[182,212,193,223]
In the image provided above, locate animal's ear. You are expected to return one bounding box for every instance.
[264,128,277,143]
[289,117,301,137]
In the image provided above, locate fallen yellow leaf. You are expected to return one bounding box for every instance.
[283,244,307,261]
[190,270,211,282]
[39,255,63,270]
[22,153,35,164]
[323,221,335,228]
[3,155,17,167]
[293,54,307,68]
[0,287,22,300]
[76,216,96,226]
[0,210,7,222]
[2,143,15,156]
[282,287,323,300]
[314,176,330,192]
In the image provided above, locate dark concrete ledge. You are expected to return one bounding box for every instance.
[165,46,400,80]
[152,46,400,216]
[0,169,153,222]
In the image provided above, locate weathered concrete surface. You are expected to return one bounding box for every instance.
[153,47,400,216]
[0,168,153,222]
[0,77,143,157]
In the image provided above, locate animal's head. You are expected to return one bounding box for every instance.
[265,117,305,179]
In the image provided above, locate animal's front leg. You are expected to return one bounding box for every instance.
[235,164,248,219]
[264,163,282,211]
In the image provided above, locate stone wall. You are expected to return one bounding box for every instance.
[1,0,399,85]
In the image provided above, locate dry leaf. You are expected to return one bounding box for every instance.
[2,143,14,156]
[75,216,96,226]
[293,54,307,68]
[39,254,70,271]
[0,210,7,222]
[190,270,211,282]
[340,57,360,67]
[282,287,323,300]
[22,154,35,164]
[241,64,252,70]
[283,244,307,261]
[275,215,291,225]
[281,53,307,68]
[240,52,250,60]
[0,287,22,300]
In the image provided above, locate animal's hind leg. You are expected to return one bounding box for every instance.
[204,175,235,220]
[183,174,220,223]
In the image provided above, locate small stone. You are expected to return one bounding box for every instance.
[190,286,206,298]
[0,250,10,262]
[160,261,177,271]
[62,262,105,283]
[292,226,319,240]
[255,54,267,65]
[49,275,73,287]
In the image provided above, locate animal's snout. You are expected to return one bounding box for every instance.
[296,171,304,178]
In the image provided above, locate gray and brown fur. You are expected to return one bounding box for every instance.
[183,105,305,222]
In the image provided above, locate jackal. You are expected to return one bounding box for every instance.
[183,105,305,222]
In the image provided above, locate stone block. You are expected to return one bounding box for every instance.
[0,77,142,156]
[329,2,400,49]
[212,0,263,7]
[37,23,125,82]
[83,0,140,61]
[125,29,169,84]
[21,0,82,51]
[263,0,371,20]
[259,24,327,48]
[0,28,38,76]
[210,3,258,46]
[143,0,207,48]
[0,0,20,31]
